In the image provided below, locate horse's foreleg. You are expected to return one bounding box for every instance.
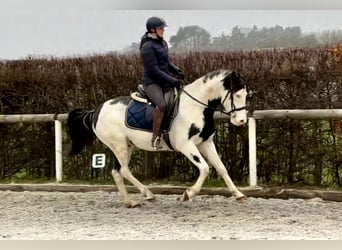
[198,140,246,201]
[179,143,210,201]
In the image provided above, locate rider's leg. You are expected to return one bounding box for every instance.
[151,106,164,149]
[143,84,166,149]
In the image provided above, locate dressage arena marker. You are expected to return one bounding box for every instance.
[92,154,106,168]
[1,109,342,186]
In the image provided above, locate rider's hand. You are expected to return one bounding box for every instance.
[176,70,185,80]
[175,80,183,90]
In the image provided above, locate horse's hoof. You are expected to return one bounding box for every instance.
[124,201,142,208]
[145,196,156,202]
[236,196,248,203]
[182,191,190,202]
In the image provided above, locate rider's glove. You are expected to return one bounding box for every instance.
[175,80,184,90]
[176,70,185,80]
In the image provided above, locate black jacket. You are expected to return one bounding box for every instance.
[140,33,180,89]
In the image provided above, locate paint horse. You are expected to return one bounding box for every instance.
[67,70,248,207]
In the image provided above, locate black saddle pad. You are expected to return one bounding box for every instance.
[125,88,180,132]
[125,100,154,132]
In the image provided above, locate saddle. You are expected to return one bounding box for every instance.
[125,84,180,134]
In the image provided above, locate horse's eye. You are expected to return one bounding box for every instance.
[235,94,241,99]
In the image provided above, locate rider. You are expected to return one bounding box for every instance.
[140,16,184,150]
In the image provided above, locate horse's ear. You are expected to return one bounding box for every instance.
[231,70,238,79]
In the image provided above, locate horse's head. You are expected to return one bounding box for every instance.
[221,70,248,126]
[185,69,248,126]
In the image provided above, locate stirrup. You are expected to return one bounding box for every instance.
[152,136,162,150]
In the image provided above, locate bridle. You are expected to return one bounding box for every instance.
[181,86,248,116]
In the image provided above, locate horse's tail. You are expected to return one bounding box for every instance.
[67,108,95,156]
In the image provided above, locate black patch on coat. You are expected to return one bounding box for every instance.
[199,98,221,141]
[109,96,130,105]
[191,154,201,163]
[188,123,200,139]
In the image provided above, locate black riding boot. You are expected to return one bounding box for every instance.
[152,107,164,150]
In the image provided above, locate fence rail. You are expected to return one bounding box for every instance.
[1,109,342,186]
[0,114,68,123]
[253,109,342,120]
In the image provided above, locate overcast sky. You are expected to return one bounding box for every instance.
[1,10,342,60]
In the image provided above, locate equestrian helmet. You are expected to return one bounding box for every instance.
[146,16,167,31]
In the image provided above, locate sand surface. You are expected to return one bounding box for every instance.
[0,190,341,240]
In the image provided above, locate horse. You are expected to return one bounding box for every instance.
[67,69,249,207]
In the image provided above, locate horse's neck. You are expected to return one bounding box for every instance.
[184,79,223,103]
[178,79,224,120]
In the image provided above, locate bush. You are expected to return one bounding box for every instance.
[1,48,341,187]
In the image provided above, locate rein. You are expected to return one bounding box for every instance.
[181,88,247,116]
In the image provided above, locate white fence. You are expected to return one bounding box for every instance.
[1,110,342,186]
[247,109,342,186]
[0,114,67,183]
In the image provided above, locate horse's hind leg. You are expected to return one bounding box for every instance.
[110,143,155,207]
[119,145,155,201]
[119,165,155,202]
[111,169,140,208]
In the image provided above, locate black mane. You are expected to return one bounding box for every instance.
[222,71,246,92]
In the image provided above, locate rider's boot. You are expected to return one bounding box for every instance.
[151,107,164,150]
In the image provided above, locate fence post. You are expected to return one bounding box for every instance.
[248,117,257,187]
[55,120,63,183]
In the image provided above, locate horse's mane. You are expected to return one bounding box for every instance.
[201,69,246,92]
[202,69,230,84]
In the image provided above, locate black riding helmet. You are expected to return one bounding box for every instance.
[146,17,167,31]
